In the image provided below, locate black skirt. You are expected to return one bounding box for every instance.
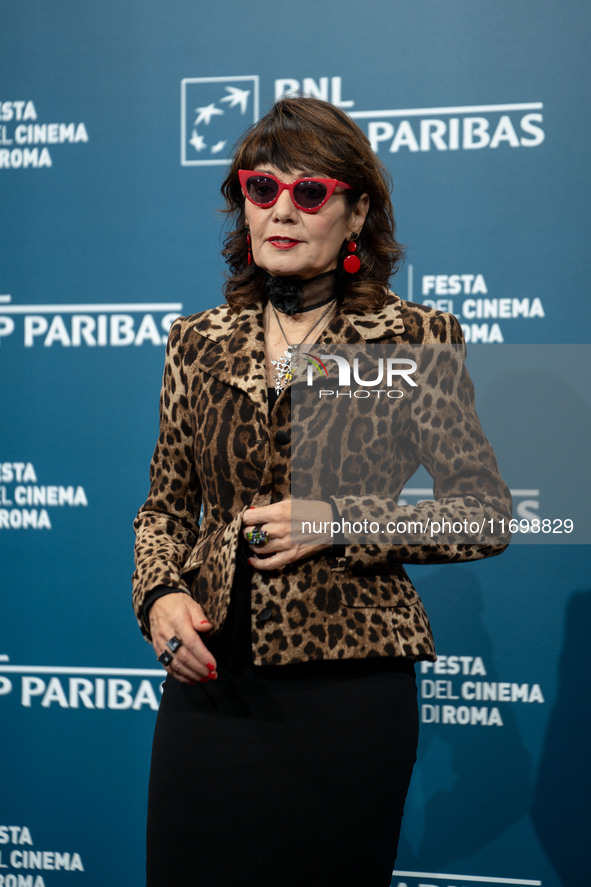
[147,550,418,887]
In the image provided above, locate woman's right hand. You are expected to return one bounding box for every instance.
[149,593,217,685]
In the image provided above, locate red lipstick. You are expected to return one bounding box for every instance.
[268,236,301,249]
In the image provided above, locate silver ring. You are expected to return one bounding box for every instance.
[158,650,173,667]
[166,636,182,653]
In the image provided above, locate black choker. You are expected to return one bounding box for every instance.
[266,270,337,316]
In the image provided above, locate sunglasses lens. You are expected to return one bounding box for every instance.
[293,181,328,209]
[246,176,279,205]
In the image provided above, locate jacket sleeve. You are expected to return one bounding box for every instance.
[330,313,512,569]
[132,317,202,638]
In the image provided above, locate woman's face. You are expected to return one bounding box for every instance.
[243,164,369,280]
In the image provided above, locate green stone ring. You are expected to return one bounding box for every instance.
[246,525,270,546]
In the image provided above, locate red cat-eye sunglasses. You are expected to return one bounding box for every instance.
[239,169,353,213]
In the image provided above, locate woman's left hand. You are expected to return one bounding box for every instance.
[242,498,334,570]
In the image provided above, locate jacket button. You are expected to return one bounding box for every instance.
[256,605,274,623]
[275,430,290,445]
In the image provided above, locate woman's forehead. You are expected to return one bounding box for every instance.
[251,161,322,179]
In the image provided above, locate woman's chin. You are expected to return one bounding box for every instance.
[256,259,328,280]
[256,258,300,278]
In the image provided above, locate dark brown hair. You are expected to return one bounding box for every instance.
[220,97,404,312]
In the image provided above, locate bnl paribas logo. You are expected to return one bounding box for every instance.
[180,75,544,164]
[181,76,259,166]
[302,352,418,399]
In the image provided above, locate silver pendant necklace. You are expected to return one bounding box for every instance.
[270,301,335,394]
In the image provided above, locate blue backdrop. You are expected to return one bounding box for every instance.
[1,2,589,885]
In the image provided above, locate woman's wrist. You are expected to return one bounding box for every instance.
[142,586,179,623]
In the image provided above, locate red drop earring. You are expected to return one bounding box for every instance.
[343,234,360,274]
[246,231,252,265]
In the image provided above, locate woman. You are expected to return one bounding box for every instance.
[133,97,510,887]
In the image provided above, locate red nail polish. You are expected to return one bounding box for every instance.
[199,677,208,684]
[200,619,211,625]
[206,662,215,672]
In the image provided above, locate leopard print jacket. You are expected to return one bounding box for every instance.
[132,293,511,665]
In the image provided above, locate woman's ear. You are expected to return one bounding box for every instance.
[350,193,370,233]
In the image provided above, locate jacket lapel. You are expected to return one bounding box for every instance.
[188,304,268,410]
[319,291,406,346]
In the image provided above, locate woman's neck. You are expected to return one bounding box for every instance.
[265,269,337,317]
[262,273,338,390]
